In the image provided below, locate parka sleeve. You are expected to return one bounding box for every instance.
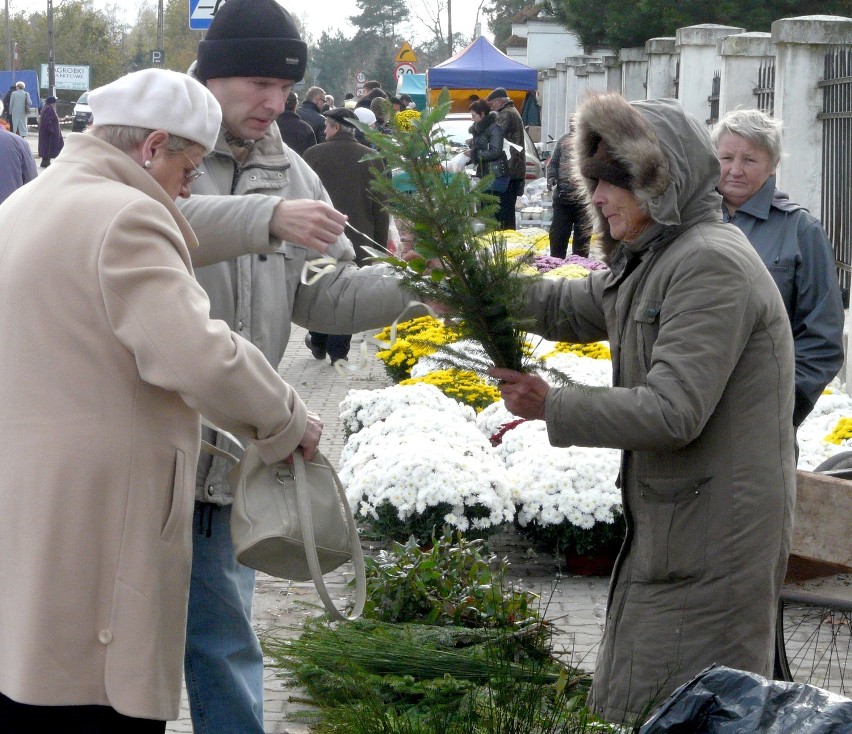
[543,242,785,452]
[98,198,308,465]
[789,214,845,424]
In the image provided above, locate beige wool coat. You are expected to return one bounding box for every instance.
[524,98,796,723]
[0,134,309,720]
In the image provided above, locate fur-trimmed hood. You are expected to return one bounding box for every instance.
[570,95,722,260]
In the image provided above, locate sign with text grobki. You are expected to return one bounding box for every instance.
[40,64,90,91]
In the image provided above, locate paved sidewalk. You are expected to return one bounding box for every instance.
[164,325,610,733]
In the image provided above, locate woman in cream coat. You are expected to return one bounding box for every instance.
[0,69,320,730]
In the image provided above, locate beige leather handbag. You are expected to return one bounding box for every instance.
[201,438,365,622]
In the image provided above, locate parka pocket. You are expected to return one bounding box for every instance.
[161,449,191,543]
[633,476,712,581]
[633,299,661,374]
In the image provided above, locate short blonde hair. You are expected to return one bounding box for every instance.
[712,109,783,168]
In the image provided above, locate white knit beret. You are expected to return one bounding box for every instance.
[88,68,222,154]
[353,107,376,126]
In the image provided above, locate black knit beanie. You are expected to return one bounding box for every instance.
[580,138,633,191]
[196,0,307,84]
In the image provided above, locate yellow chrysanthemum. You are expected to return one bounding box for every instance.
[395,109,421,132]
[544,341,612,361]
[544,264,591,280]
[824,417,852,445]
[401,369,501,412]
[374,317,461,381]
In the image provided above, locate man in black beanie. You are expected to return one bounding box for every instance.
[176,1,423,731]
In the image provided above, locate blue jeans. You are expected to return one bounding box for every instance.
[185,502,265,734]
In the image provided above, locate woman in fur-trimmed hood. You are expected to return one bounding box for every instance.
[492,95,795,723]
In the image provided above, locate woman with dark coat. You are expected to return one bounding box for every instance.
[465,99,508,198]
[37,95,63,168]
[492,94,795,723]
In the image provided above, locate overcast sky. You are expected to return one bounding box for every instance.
[9,0,493,46]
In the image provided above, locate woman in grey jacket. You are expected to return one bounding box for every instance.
[492,94,795,724]
[713,109,844,427]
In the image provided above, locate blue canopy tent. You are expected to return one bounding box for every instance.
[426,36,538,112]
[395,73,427,111]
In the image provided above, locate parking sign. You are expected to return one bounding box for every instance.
[189,0,215,30]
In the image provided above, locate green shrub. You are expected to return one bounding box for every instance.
[362,529,539,628]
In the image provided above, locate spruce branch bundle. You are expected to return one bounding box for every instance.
[359,91,539,374]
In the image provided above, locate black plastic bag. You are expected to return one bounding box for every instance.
[639,664,852,733]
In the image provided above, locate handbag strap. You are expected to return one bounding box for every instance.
[200,430,366,622]
[292,449,366,622]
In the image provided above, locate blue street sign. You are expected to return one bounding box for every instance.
[189,0,215,30]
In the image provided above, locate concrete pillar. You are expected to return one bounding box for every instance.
[772,15,852,215]
[541,67,562,147]
[585,61,607,96]
[564,56,593,133]
[717,32,774,118]
[603,56,622,93]
[619,47,648,101]
[645,37,678,99]
[554,62,568,140]
[675,24,744,124]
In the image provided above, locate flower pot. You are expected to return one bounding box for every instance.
[562,547,618,576]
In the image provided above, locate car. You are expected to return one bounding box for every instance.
[435,113,544,180]
[71,91,91,132]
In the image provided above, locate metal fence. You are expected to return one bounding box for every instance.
[707,70,720,125]
[818,48,852,300]
[754,58,775,116]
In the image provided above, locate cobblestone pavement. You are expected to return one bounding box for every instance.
[167,325,610,733]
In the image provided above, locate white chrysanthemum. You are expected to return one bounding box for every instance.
[338,394,513,531]
[339,382,475,435]
[494,420,621,528]
[798,388,852,470]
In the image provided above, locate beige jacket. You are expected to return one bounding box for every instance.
[0,134,308,720]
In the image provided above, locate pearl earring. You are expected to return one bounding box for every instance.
[143,160,152,169]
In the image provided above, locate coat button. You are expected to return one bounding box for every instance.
[98,629,113,645]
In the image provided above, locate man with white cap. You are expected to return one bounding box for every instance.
[0,68,319,731]
[177,1,420,731]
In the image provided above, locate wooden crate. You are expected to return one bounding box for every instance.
[792,470,852,570]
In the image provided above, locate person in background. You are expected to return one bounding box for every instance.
[399,93,415,109]
[466,99,509,199]
[547,130,590,258]
[37,95,64,168]
[491,94,794,724]
[2,85,14,124]
[0,100,36,204]
[8,81,29,137]
[356,86,387,109]
[353,106,376,145]
[712,109,844,429]
[276,90,316,156]
[324,93,334,110]
[296,85,327,143]
[303,106,389,364]
[486,87,525,230]
[178,1,425,731]
[390,96,404,113]
[370,96,392,134]
[0,67,320,732]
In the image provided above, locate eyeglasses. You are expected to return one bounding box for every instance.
[181,152,205,185]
